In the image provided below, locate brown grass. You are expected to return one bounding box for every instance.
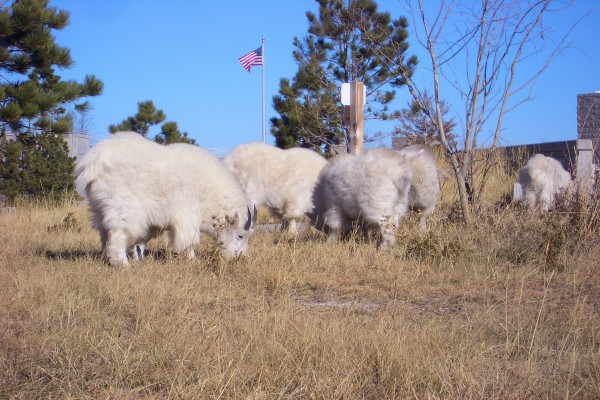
[1,177,600,398]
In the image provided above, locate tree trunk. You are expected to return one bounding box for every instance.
[447,150,472,223]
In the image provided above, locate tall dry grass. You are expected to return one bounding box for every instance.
[1,159,599,399]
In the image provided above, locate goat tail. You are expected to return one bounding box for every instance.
[74,148,111,197]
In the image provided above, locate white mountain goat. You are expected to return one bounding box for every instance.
[223,142,328,235]
[395,144,440,229]
[75,132,257,267]
[518,154,573,212]
[310,148,416,249]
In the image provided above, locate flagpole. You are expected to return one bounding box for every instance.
[261,37,266,143]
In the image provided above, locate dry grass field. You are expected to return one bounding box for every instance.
[1,161,600,398]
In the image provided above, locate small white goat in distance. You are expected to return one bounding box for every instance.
[518,154,573,212]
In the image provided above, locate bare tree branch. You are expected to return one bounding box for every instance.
[362,0,578,221]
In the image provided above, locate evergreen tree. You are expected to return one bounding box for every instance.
[0,0,103,135]
[271,0,417,153]
[108,100,166,136]
[110,101,196,145]
[154,121,196,145]
[0,139,23,202]
[0,0,103,203]
[0,133,74,203]
[21,133,74,199]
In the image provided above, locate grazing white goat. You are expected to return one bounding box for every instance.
[128,142,231,261]
[75,132,256,268]
[396,144,440,229]
[223,142,328,235]
[310,148,415,249]
[128,142,230,261]
[518,154,573,211]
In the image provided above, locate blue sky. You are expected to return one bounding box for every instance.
[50,0,599,155]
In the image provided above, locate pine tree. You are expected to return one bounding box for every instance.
[108,100,166,136]
[0,0,103,203]
[0,0,103,135]
[0,133,74,203]
[110,101,197,145]
[20,133,74,200]
[0,139,23,202]
[271,0,417,153]
[154,121,196,145]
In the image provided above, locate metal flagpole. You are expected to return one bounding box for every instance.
[262,37,266,143]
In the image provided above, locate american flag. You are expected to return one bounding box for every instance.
[238,46,263,73]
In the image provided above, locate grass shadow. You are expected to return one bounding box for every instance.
[43,249,103,262]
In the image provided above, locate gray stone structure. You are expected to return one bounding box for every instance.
[64,133,90,158]
[1,131,90,159]
[577,92,600,163]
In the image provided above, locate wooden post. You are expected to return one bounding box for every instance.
[348,81,364,155]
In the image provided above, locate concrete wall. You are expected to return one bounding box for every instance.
[497,140,578,173]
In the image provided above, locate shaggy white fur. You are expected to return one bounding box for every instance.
[396,144,440,229]
[223,142,328,235]
[75,132,256,267]
[310,148,414,249]
[518,154,573,212]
